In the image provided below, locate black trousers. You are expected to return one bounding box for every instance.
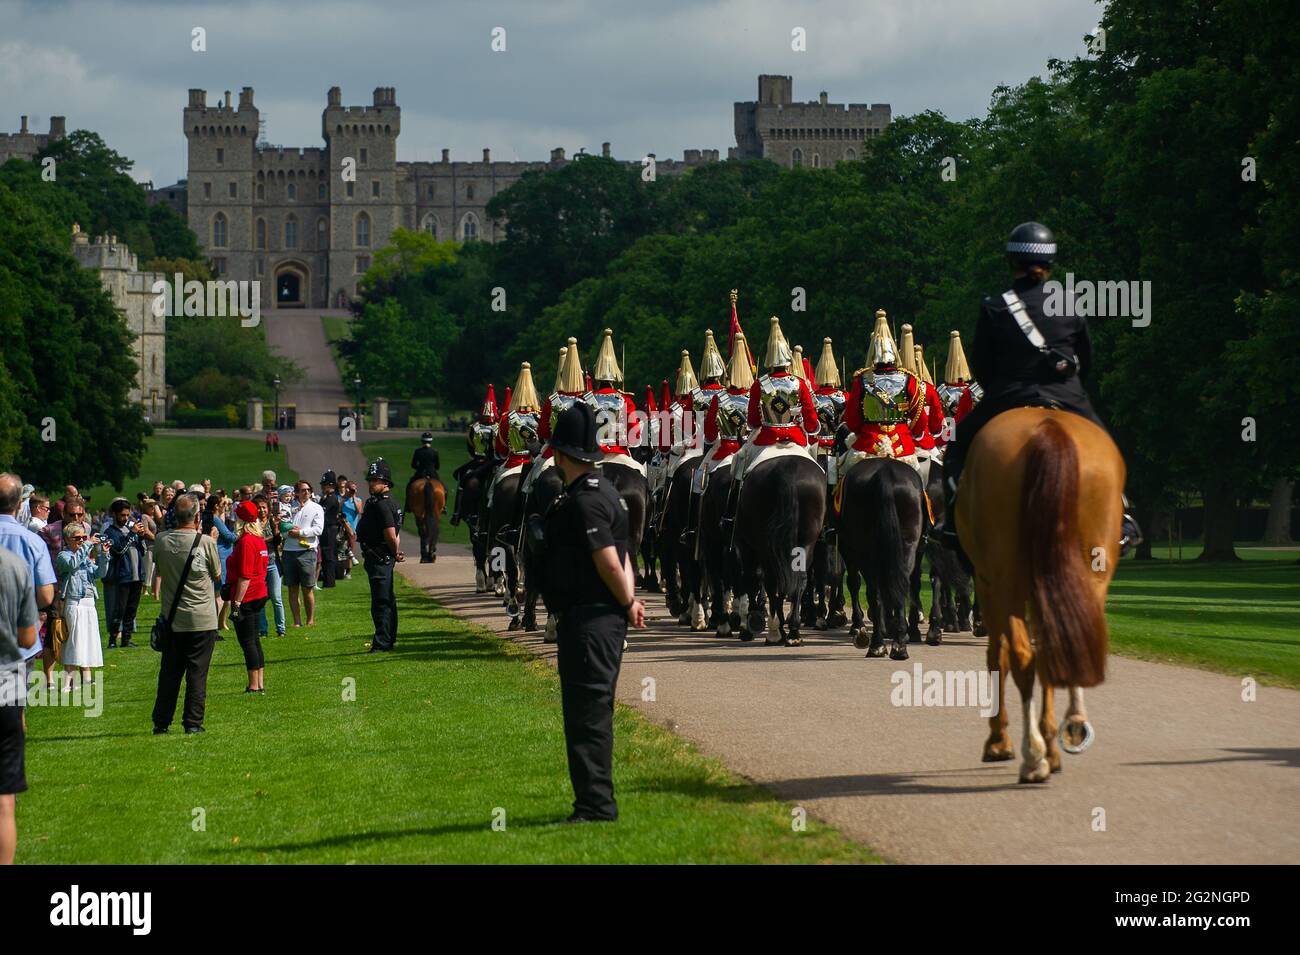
[234,597,269,670]
[104,580,143,638]
[364,558,397,649]
[319,533,338,587]
[152,629,218,731]
[944,393,1105,491]
[556,605,626,820]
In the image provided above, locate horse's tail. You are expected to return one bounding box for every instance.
[1022,418,1107,687]
[423,477,436,528]
[865,467,909,619]
[766,469,800,600]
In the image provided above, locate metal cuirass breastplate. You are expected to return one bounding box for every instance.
[814,390,845,436]
[507,410,539,454]
[585,391,625,439]
[548,392,580,435]
[691,386,719,416]
[716,391,750,440]
[470,423,496,456]
[860,370,910,425]
[758,374,802,426]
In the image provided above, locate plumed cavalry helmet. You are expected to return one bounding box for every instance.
[366,458,393,484]
[554,346,568,392]
[865,309,898,367]
[791,345,806,381]
[558,337,585,393]
[675,350,699,395]
[510,361,541,412]
[815,337,841,389]
[699,329,727,380]
[1006,221,1057,268]
[479,383,499,422]
[914,345,936,386]
[944,330,972,384]
[763,316,793,368]
[726,333,756,390]
[898,325,919,374]
[592,328,622,384]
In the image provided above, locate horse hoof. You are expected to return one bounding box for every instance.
[973,622,988,638]
[926,631,943,646]
[815,617,828,631]
[1018,759,1052,784]
[851,629,870,650]
[677,612,690,626]
[785,635,803,647]
[865,644,887,658]
[908,631,922,644]
[1059,719,1095,754]
[764,634,783,646]
[982,741,1015,762]
[728,612,742,630]
[828,610,848,628]
[957,617,972,633]
[888,644,909,661]
[645,580,662,593]
[507,617,522,632]
[716,622,731,639]
[738,629,754,642]
[421,557,432,564]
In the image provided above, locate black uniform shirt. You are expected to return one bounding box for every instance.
[356,491,399,548]
[544,471,629,612]
[972,274,1093,411]
[411,446,441,477]
[320,491,341,533]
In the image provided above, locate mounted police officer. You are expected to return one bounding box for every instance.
[936,221,1141,553]
[357,458,404,652]
[540,401,646,822]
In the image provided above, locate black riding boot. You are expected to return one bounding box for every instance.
[1120,494,1143,558]
[450,486,463,526]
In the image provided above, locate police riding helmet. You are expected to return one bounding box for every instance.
[1006,221,1056,268]
[366,458,393,484]
[421,432,434,445]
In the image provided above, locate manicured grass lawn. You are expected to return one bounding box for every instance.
[81,434,297,504]
[364,437,471,547]
[1106,549,1300,688]
[19,572,875,863]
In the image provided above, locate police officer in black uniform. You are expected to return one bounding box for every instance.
[356,458,404,652]
[319,470,341,588]
[541,402,646,822]
[937,221,1141,552]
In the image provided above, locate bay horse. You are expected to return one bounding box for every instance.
[837,457,925,660]
[956,408,1122,784]
[405,476,446,564]
[733,453,827,646]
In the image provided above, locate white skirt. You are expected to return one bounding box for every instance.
[62,596,104,668]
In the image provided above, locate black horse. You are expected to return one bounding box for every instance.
[925,457,977,639]
[630,444,662,592]
[837,457,926,660]
[455,458,495,592]
[485,467,527,626]
[733,453,827,646]
[658,455,708,628]
[520,462,565,635]
[597,460,650,600]
[700,459,744,637]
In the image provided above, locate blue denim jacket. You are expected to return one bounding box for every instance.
[56,542,109,601]
[105,521,146,583]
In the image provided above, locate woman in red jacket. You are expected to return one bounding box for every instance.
[227,500,270,693]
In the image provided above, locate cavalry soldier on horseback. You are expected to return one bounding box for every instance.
[813,338,846,446]
[900,326,945,486]
[450,383,500,526]
[684,331,726,453]
[937,330,981,428]
[842,310,925,473]
[703,331,754,472]
[733,316,820,481]
[934,221,1141,554]
[527,339,586,494]
[584,329,641,460]
[490,362,542,506]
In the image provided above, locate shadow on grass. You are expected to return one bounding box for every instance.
[213,815,582,856]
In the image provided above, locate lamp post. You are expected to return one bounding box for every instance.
[353,376,363,430]
[272,375,281,431]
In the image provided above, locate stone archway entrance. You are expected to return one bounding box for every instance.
[275,264,308,307]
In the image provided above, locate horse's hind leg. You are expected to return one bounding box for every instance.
[1005,609,1048,783]
[865,579,887,658]
[981,593,1014,763]
[847,566,868,649]
[1060,687,1092,755]
[908,550,925,645]
[1039,681,1060,773]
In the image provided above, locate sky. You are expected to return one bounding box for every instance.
[1,0,1105,186]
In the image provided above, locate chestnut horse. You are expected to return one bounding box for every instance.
[956,408,1123,784]
[405,476,446,564]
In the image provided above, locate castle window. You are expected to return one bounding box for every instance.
[317,218,328,248]
[346,181,354,198]
[318,183,326,200]
[285,215,298,249]
[356,255,370,274]
[212,213,227,247]
[467,183,475,200]
[461,212,479,241]
[360,148,368,165]
[287,182,297,201]
[371,180,380,198]
[203,181,212,199]
[812,153,820,168]
[426,184,434,199]
[421,213,438,238]
[216,148,224,165]
[213,257,227,275]
[151,354,157,374]
[845,147,857,161]
[355,212,371,247]
[791,148,803,167]
[228,181,237,198]
[255,218,266,250]
[256,183,265,199]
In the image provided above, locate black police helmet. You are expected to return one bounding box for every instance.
[549,402,602,464]
[421,431,434,444]
[1006,221,1057,267]
[320,470,337,487]
[366,458,393,484]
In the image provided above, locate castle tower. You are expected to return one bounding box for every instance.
[322,86,401,304]
[184,88,259,283]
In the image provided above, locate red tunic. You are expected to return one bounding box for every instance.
[745,372,820,448]
[226,532,269,602]
[912,380,944,451]
[704,389,746,461]
[843,371,921,459]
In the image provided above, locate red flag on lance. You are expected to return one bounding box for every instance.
[727,288,756,374]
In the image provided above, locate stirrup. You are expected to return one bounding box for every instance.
[1119,513,1143,558]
